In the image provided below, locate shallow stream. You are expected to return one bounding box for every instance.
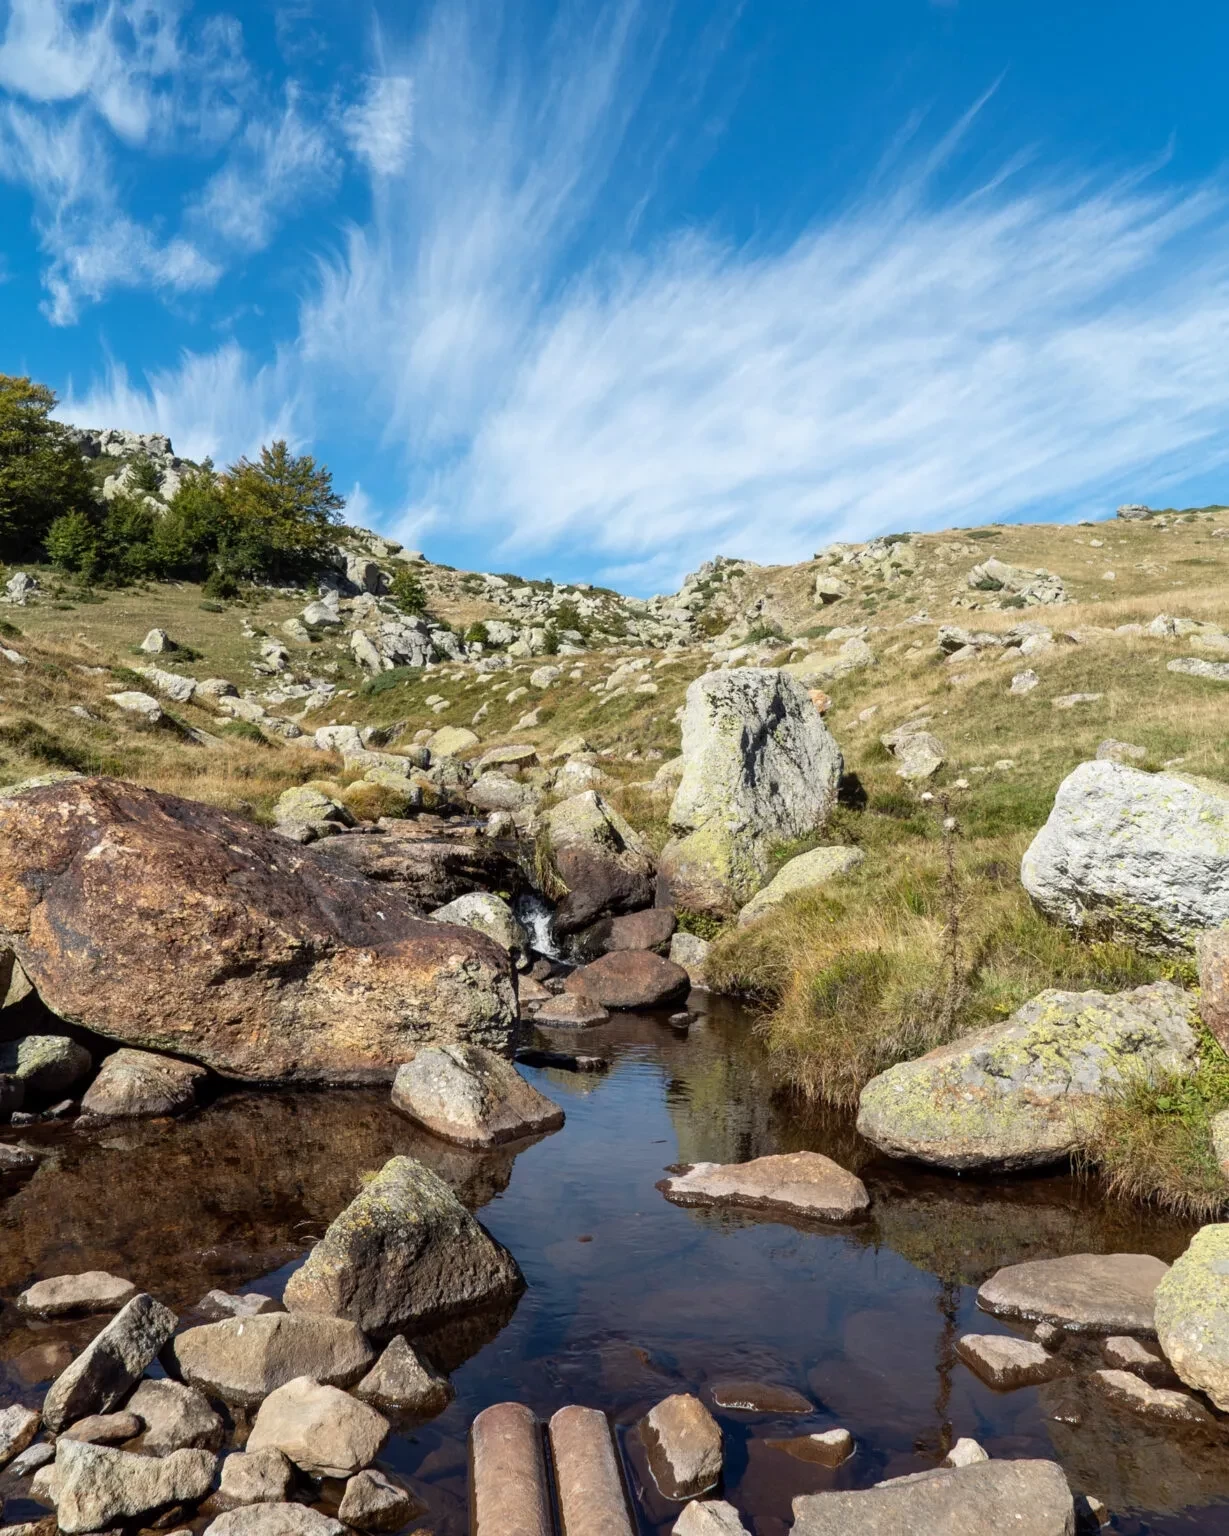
[1,998,1225,1534]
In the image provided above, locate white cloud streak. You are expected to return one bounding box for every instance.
[60,343,304,465]
[42,0,1229,592]
[342,74,413,177]
[191,86,340,253]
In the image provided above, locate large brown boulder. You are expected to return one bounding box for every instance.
[0,778,516,1083]
[564,951,690,1010]
[309,825,528,914]
[542,792,656,935]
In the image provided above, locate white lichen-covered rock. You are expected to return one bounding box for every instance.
[429,893,528,955]
[658,669,843,914]
[856,982,1197,1171]
[737,846,864,925]
[1154,1224,1229,1411]
[1021,761,1229,952]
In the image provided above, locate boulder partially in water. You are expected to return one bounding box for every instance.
[1153,1224,1229,1411]
[392,1045,563,1148]
[791,1458,1074,1535]
[638,1392,723,1500]
[0,777,517,1083]
[283,1155,524,1336]
[354,1335,453,1417]
[564,951,690,1010]
[856,982,1196,1172]
[81,1048,207,1120]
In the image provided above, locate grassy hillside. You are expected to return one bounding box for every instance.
[5,502,1229,1213]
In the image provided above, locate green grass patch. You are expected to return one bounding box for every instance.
[1084,1030,1229,1219]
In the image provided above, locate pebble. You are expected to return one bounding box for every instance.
[944,1437,989,1467]
[639,1392,723,1500]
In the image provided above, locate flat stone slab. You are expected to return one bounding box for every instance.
[977,1253,1169,1335]
[792,1458,1075,1535]
[955,1334,1068,1390]
[1092,1368,1213,1426]
[1102,1335,1173,1381]
[659,1152,869,1224]
[708,1380,813,1414]
[19,1271,136,1318]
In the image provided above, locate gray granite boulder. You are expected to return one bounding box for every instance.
[1021,761,1229,952]
[283,1155,523,1335]
[856,983,1196,1171]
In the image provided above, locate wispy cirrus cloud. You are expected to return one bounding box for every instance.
[191,86,340,253]
[342,74,413,177]
[57,0,1229,592]
[61,342,304,465]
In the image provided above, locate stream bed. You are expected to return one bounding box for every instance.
[1,997,1226,1534]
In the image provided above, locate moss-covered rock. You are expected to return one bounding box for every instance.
[737,845,863,926]
[856,981,1197,1172]
[1154,1223,1229,1410]
[657,668,843,916]
[283,1155,524,1335]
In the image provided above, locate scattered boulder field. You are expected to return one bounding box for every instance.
[6,468,1229,1532]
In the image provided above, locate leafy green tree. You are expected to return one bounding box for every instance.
[389,566,429,615]
[219,441,344,581]
[151,464,227,579]
[0,375,97,560]
[45,509,100,578]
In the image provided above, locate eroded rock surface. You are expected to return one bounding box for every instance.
[283,1155,523,1335]
[0,777,516,1082]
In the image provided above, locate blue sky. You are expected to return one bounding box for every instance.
[3,1,1229,593]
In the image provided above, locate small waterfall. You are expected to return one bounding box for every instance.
[515,889,560,959]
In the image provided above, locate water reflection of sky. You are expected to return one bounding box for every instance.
[1,1000,1225,1535]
